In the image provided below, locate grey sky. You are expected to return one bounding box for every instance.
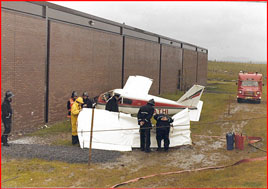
[52,1,267,63]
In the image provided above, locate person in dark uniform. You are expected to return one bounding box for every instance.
[82,92,93,108]
[105,93,120,112]
[137,99,155,153]
[67,91,78,118]
[1,91,14,147]
[154,114,173,151]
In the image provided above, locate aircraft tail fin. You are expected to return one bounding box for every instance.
[177,85,205,107]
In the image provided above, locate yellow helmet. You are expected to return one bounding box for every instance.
[76,97,84,104]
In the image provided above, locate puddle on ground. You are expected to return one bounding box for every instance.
[9,137,40,144]
[209,140,225,150]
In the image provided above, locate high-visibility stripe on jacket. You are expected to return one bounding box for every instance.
[67,98,75,118]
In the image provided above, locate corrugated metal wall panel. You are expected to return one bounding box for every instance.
[160,45,183,94]
[124,37,160,95]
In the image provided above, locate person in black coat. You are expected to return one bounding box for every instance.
[137,99,155,153]
[154,114,173,151]
[82,92,93,108]
[1,91,14,147]
[105,93,120,112]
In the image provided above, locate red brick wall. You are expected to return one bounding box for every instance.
[197,52,208,86]
[124,37,160,95]
[1,10,46,132]
[1,9,207,132]
[182,49,198,90]
[48,21,122,122]
[160,45,183,94]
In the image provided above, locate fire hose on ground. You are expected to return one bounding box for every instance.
[111,134,266,188]
[111,156,266,188]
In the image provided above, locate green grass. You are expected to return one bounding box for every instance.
[2,153,266,188]
[206,80,236,94]
[208,61,267,82]
[123,161,267,188]
[27,120,71,137]
[51,139,73,146]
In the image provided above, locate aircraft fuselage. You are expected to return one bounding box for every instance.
[96,89,194,115]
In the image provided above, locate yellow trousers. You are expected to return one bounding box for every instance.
[71,114,78,136]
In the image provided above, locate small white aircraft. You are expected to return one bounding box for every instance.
[96,75,205,116]
[78,75,204,151]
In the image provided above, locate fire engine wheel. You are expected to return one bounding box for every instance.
[237,98,242,103]
[256,100,261,104]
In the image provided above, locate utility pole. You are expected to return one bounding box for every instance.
[88,108,95,166]
[228,95,231,115]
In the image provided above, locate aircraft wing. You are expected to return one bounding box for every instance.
[122,75,153,96]
[78,108,192,151]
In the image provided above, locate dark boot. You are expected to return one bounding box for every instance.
[72,136,76,145]
[3,143,9,147]
[156,138,162,151]
[2,135,9,146]
[164,136,170,152]
[140,130,145,151]
[145,149,151,153]
[75,136,79,144]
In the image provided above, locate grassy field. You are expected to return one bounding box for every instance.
[1,61,267,188]
[208,61,267,82]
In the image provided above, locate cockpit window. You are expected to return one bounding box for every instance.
[241,80,258,87]
[121,98,132,105]
[101,91,113,102]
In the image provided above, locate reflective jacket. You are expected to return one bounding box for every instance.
[67,98,75,117]
[154,114,173,131]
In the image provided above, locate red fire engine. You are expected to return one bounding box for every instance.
[236,71,263,103]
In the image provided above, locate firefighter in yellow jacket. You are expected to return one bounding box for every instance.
[71,97,84,145]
